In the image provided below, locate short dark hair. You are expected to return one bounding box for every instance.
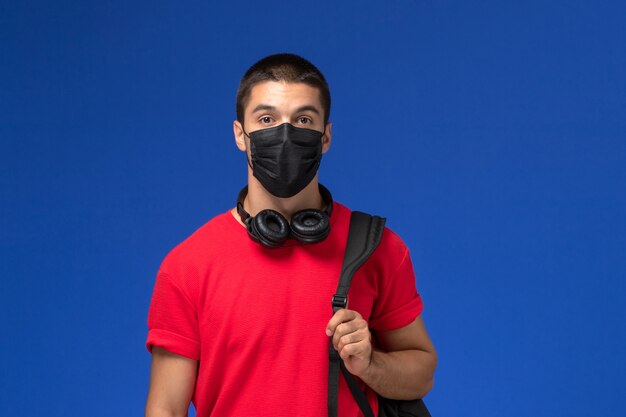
[236,53,331,125]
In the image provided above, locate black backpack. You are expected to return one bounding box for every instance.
[328,211,432,417]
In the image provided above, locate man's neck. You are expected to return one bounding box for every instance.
[243,175,324,222]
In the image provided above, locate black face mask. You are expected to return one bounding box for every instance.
[244,123,324,198]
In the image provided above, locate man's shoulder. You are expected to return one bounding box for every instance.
[159,209,238,271]
[335,201,408,252]
[334,201,410,270]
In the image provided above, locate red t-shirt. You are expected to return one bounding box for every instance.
[146,201,423,417]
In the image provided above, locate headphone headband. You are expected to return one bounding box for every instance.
[236,184,333,223]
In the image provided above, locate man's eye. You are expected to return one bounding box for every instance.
[260,116,273,124]
[298,117,311,124]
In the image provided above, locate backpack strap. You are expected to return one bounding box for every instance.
[328,211,386,417]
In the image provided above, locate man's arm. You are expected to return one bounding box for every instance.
[327,312,437,400]
[145,346,198,417]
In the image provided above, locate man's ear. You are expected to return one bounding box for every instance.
[322,121,332,153]
[233,120,247,152]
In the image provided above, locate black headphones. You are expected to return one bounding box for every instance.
[236,184,333,248]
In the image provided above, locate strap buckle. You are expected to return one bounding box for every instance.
[331,294,348,312]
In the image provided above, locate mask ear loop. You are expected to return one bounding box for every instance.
[241,125,255,171]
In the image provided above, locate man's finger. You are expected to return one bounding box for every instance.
[338,338,370,361]
[325,309,359,336]
[333,319,368,349]
[337,327,369,351]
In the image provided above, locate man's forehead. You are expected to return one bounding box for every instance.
[247,81,323,112]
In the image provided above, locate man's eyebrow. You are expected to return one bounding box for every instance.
[250,104,321,115]
[294,105,321,115]
[251,104,277,113]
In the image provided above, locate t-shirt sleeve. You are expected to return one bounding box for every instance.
[146,271,201,360]
[368,246,424,332]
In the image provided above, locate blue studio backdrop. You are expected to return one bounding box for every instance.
[1,1,625,416]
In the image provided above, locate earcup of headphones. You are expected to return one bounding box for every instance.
[247,209,290,248]
[290,209,330,243]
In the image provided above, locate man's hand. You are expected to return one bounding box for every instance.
[326,308,373,377]
[327,313,437,400]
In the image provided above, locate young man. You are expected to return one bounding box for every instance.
[145,53,437,417]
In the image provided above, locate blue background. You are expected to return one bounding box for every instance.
[1,1,625,416]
